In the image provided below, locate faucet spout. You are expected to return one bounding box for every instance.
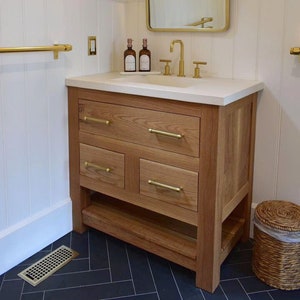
[170,40,185,77]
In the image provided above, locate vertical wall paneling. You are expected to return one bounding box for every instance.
[276,0,300,200]
[0,0,110,275]
[253,0,285,203]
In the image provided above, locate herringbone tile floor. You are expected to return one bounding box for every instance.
[1,229,299,300]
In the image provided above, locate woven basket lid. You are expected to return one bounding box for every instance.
[255,200,300,232]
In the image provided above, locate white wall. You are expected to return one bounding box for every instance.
[0,0,114,275]
[111,0,300,207]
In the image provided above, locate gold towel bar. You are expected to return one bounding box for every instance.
[290,47,300,55]
[0,44,72,59]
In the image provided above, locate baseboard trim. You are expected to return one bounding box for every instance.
[0,199,72,275]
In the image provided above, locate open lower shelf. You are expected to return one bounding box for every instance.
[82,193,245,271]
[220,216,245,263]
[82,195,197,270]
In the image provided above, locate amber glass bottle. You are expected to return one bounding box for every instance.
[139,38,151,72]
[124,38,136,72]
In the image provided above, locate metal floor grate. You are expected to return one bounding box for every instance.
[18,245,78,286]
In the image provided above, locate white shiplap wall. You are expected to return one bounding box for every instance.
[0,0,114,274]
[111,0,300,208]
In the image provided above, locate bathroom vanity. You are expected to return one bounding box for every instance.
[66,72,263,292]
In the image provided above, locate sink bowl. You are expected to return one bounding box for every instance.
[113,74,200,88]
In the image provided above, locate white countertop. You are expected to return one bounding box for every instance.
[65,72,264,106]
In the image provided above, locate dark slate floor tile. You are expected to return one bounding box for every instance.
[248,291,274,300]
[43,281,134,300]
[170,263,205,300]
[202,286,227,300]
[269,289,300,300]
[23,269,110,293]
[21,292,45,300]
[127,245,156,294]
[70,230,89,259]
[148,254,182,300]
[1,230,297,300]
[223,249,252,265]
[0,279,24,300]
[114,294,159,300]
[55,257,90,274]
[89,229,109,270]
[221,262,254,280]
[220,279,249,300]
[239,276,273,293]
[107,235,131,281]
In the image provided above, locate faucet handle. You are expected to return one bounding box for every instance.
[160,59,172,75]
[193,61,207,78]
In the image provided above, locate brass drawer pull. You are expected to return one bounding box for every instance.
[148,179,183,192]
[148,128,183,139]
[84,161,111,173]
[84,116,110,125]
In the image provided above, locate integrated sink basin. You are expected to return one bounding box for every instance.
[113,74,199,88]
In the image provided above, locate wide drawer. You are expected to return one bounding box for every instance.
[80,144,125,188]
[140,159,198,212]
[79,100,200,157]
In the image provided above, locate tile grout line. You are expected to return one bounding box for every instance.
[105,235,113,283]
[125,244,136,295]
[146,254,160,300]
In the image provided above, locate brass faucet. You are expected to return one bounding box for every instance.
[170,40,185,77]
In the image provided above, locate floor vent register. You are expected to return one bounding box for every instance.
[18,245,78,286]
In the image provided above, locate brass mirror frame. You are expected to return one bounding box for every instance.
[146,0,230,32]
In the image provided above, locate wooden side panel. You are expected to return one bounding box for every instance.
[68,87,90,233]
[196,104,221,292]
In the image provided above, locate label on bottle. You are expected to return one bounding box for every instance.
[140,54,150,71]
[125,55,136,71]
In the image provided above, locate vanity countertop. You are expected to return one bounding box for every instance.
[66,72,263,106]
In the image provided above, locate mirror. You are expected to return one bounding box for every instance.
[146,0,230,32]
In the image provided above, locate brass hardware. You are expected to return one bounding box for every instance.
[148,179,182,192]
[84,161,111,173]
[170,40,185,77]
[0,44,72,59]
[84,116,110,125]
[187,17,213,28]
[148,128,183,139]
[160,59,172,75]
[290,47,300,55]
[193,61,207,78]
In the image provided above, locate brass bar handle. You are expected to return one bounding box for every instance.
[148,128,183,139]
[0,44,72,59]
[148,179,183,192]
[84,116,110,125]
[84,161,111,173]
[290,47,300,55]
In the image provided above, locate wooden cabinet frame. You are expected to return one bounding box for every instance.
[68,87,257,293]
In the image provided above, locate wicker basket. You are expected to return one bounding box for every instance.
[252,200,300,290]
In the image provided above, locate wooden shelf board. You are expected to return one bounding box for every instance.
[220,217,245,264]
[82,198,197,270]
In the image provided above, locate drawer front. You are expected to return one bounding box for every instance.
[79,100,200,157]
[80,144,125,188]
[140,159,198,211]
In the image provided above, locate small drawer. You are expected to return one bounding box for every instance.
[80,144,125,188]
[140,159,198,212]
[79,100,200,157]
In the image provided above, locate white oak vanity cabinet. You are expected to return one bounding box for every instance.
[67,82,259,293]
